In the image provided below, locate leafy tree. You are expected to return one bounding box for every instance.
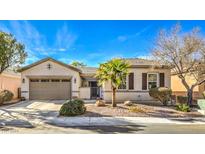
[0,31,27,74]
[152,24,205,106]
[96,58,129,107]
[71,61,86,67]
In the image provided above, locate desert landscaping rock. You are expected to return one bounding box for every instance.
[95,100,106,107]
[124,100,133,106]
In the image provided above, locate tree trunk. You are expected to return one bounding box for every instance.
[187,88,193,107]
[180,77,193,107]
[112,87,116,107]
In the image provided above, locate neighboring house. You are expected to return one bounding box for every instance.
[171,73,205,99]
[0,70,21,99]
[19,57,171,102]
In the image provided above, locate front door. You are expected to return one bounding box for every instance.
[89,81,100,99]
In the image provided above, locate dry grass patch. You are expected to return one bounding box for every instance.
[129,106,148,113]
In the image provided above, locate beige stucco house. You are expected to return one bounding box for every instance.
[0,70,21,99]
[19,57,171,102]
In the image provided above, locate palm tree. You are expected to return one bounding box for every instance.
[96,58,129,107]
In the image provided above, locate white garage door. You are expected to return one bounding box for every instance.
[29,79,71,100]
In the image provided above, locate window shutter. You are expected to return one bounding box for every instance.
[129,73,134,90]
[159,73,165,87]
[142,73,147,90]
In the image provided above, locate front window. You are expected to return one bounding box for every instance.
[118,76,127,90]
[82,80,89,87]
[148,73,158,89]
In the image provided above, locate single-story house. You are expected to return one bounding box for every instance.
[19,57,171,102]
[0,70,21,99]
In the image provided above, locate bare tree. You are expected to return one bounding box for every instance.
[152,24,205,106]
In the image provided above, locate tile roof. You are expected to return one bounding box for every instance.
[123,58,157,66]
[1,69,21,77]
[78,67,98,74]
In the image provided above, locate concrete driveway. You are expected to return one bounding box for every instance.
[0,100,65,128]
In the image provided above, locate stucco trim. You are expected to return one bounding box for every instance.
[18,57,81,73]
[1,73,21,79]
[103,90,149,93]
[129,65,171,69]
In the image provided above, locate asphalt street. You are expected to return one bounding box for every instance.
[1,123,205,134]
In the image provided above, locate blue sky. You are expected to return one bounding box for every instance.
[1,20,205,67]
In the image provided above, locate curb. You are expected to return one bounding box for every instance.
[34,117,205,127]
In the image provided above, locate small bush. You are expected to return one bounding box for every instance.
[149,87,172,106]
[176,103,190,112]
[59,99,86,116]
[0,90,14,105]
[177,96,188,104]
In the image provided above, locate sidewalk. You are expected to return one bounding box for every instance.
[40,116,205,127]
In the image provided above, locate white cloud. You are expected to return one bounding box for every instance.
[59,48,66,51]
[135,26,150,36]
[9,21,47,50]
[117,26,150,42]
[0,21,78,65]
[117,36,127,42]
[3,21,48,60]
[58,58,73,64]
[56,24,77,50]
[24,55,40,65]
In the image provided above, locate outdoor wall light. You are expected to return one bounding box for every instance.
[47,63,52,70]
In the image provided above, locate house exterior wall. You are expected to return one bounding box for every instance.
[0,73,21,99]
[20,58,172,101]
[102,68,171,102]
[21,60,81,99]
[171,74,200,98]
[79,87,90,99]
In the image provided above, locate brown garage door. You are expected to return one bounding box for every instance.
[29,79,71,100]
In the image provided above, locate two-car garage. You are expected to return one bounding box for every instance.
[20,58,81,100]
[29,78,71,100]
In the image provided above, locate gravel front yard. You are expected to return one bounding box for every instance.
[81,103,203,118]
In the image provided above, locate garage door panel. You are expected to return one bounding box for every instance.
[30,79,71,100]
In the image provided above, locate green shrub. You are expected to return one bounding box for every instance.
[176,103,190,112]
[177,96,188,104]
[0,90,14,105]
[149,87,172,106]
[59,99,86,116]
[197,99,205,110]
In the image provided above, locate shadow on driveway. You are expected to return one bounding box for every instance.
[62,125,146,134]
[0,119,34,128]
